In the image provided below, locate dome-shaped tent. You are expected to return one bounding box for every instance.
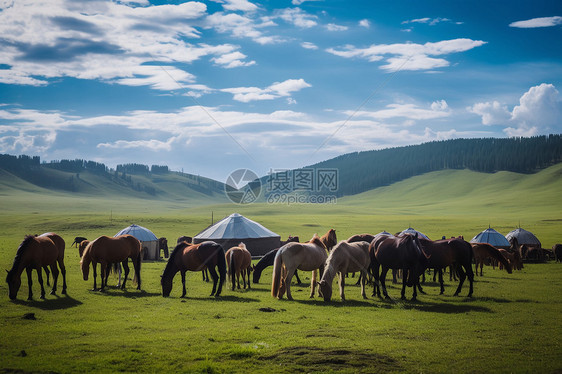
[193,213,280,257]
[400,228,430,240]
[115,224,159,260]
[470,228,510,249]
[506,228,541,248]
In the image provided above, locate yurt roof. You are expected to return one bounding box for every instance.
[194,213,279,240]
[115,224,158,242]
[506,228,541,246]
[400,228,430,240]
[470,228,510,247]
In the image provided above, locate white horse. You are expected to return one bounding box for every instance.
[271,234,327,300]
[317,241,371,302]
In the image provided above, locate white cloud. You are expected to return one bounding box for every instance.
[211,51,256,68]
[326,23,348,32]
[301,42,318,50]
[205,12,280,44]
[348,101,450,121]
[509,16,562,28]
[215,0,259,13]
[402,17,454,26]
[326,38,486,71]
[221,78,311,102]
[98,138,174,151]
[276,8,317,28]
[359,19,370,28]
[469,83,561,136]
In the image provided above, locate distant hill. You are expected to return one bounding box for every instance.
[0,154,227,204]
[303,135,562,197]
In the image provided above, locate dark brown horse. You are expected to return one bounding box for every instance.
[80,235,142,291]
[6,234,66,300]
[159,237,169,258]
[418,238,475,297]
[320,229,337,251]
[226,243,252,290]
[161,241,226,297]
[554,244,562,263]
[347,233,375,243]
[370,234,429,301]
[71,236,88,247]
[471,242,512,276]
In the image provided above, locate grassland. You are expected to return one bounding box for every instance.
[1,165,562,373]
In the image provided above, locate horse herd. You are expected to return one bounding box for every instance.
[5,230,562,302]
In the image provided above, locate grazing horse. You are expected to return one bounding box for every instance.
[252,236,301,284]
[80,235,142,291]
[6,234,66,300]
[554,244,562,263]
[498,248,523,271]
[177,236,209,282]
[370,234,429,301]
[471,242,512,276]
[271,234,327,300]
[161,241,226,298]
[71,236,88,247]
[159,237,169,258]
[317,241,371,302]
[320,229,337,251]
[226,243,252,290]
[417,238,475,297]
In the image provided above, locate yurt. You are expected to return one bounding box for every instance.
[115,224,159,260]
[470,228,510,249]
[506,228,541,248]
[400,227,430,240]
[193,213,281,257]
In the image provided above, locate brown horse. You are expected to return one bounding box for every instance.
[320,229,337,251]
[226,243,252,290]
[78,240,90,257]
[271,234,328,300]
[80,235,142,291]
[161,241,226,297]
[498,248,523,271]
[554,244,562,263]
[371,234,429,301]
[417,238,475,297]
[471,242,512,276]
[6,234,66,300]
[347,233,375,243]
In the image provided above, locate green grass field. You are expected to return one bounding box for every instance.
[1,165,562,373]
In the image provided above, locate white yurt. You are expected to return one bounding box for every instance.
[400,227,430,240]
[470,227,510,249]
[193,213,281,257]
[115,224,159,260]
[506,228,541,248]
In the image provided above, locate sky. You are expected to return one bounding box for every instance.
[0,0,561,181]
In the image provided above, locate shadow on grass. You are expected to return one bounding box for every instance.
[94,288,161,298]
[12,294,82,310]
[175,294,260,303]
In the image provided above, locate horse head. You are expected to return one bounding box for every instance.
[6,269,20,300]
[407,234,430,287]
[161,275,173,297]
[316,279,332,302]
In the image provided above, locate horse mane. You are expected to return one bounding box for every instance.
[8,235,35,275]
[308,234,326,249]
[238,242,247,250]
[163,241,193,278]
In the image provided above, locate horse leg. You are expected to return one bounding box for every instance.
[360,269,368,299]
[338,272,346,302]
[466,265,474,297]
[99,262,107,291]
[103,264,111,289]
[43,266,51,286]
[92,263,98,291]
[453,265,466,296]
[59,258,67,295]
[49,263,59,295]
[36,266,46,299]
[380,268,390,299]
[246,268,251,289]
[411,273,418,302]
[207,266,219,297]
[236,269,241,289]
[400,268,407,300]
[439,268,445,294]
[283,268,295,300]
[294,269,302,284]
[121,260,130,290]
[181,270,187,298]
[25,267,34,300]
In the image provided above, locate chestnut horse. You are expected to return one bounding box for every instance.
[80,235,142,291]
[471,242,512,276]
[317,241,371,302]
[271,234,327,300]
[37,233,67,291]
[320,229,338,251]
[161,241,226,297]
[418,238,475,297]
[370,234,429,301]
[252,236,300,284]
[226,243,252,290]
[6,234,67,300]
[498,248,523,271]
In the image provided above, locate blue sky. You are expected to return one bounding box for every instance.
[0,0,561,181]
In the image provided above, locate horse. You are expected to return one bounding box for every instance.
[317,241,371,302]
[370,233,429,301]
[554,244,562,263]
[176,236,209,282]
[252,236,301,284]
[71,236,88,247]
[78,240,90,257]
[271,234,328,300]
[6,234,66,300]
[161,241,226,298]
[80,235,142,291]
[471,242,513,276]
[320,229,337,251]
[417,238,475,297]
[226,243,252,290]
[347,234,375,243]
[159,237,169,258]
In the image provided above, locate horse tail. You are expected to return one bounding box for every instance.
[271,249,283,298]
[133,240,143,289]
[230,250,236,288]
[216,244,227,288]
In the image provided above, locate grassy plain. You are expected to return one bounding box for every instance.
[1,165,562,373]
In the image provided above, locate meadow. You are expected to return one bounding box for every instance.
[1,166,562,373]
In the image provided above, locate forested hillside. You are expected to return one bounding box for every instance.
[307,135,562,197]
